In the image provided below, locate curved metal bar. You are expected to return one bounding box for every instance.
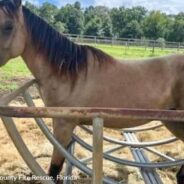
[81,126,178,147]
[143,147,175,162]
[23,91,116,184]
[80,145,125,164]
[0,80,36,106]
[35,118,116,184]
[73,134,184,168]
[1,117,54,184]
[63,142,75,184]
[123,122,163,132]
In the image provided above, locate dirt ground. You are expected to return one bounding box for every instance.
[0,93,183,184]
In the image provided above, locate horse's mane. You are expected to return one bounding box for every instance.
[22,7,113,77]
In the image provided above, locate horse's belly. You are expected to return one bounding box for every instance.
[81,119,150,129]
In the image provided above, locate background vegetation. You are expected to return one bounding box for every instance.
[25,1,184,42]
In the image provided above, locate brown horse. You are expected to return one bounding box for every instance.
[0,0,184,183]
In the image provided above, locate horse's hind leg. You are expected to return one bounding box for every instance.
[48,118,76,182]
[163,121,184,184]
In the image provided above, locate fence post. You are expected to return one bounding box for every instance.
[95,36,97,46]
[92,117,104,184]
[152,40,155,54]
[178,43,180,52]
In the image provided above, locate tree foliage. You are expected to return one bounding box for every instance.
[55,3,84,34]
[25,1,184,42]
[84,6,112,37]
[143,11,169,39]
[39,2,58,25]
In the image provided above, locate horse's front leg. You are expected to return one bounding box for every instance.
[48,118,76,182]
[163,121,184,184]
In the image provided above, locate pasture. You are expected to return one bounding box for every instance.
[0,44,183,93]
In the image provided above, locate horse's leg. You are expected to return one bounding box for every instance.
[48,118,76,182]
[163,121,184,184]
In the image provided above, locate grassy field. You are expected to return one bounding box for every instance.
[0,44,183,92]
[94,44,183,58]
[0,57,30,92]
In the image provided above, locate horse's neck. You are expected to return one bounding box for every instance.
[21,41,88,106]
[21,42,53,82]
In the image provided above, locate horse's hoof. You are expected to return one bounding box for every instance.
[177,166,184,184]
[177,177,184,184]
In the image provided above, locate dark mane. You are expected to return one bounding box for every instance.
[0,0,20,17]
[22,7,113,77]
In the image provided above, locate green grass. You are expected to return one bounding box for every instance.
[0,57,30,91]
[0,57,29,79]
[92,44,183,59]
[0,44,183,91]
[0,82,19,91]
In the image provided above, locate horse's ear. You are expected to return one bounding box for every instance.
[13,0,21,8]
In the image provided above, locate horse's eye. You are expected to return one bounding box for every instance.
[2,22,13,35]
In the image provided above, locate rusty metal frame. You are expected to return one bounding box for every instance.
[0,80,184,184]
[1,106,184,122]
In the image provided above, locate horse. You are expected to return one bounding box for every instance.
[0,0,184,183]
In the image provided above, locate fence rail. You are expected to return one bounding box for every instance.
[65,33,184,51]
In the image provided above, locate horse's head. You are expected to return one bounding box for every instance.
[0,0,26,66]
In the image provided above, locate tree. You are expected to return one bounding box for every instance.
[84,6,96,24]
[143,11,169,39]
[168,19,184,42]
[74,1,81,10]
[25,1,39,15]
[53,21,67,33]
[102,20,112,37]
[55,4,84,34]
[95,6,112,37]
[84,16,102,36]
[125,7,147,23]
[110,7,126,37]
[84,6,112,37]
[175,13,184,20]
[110,6,146,38]
[39,2,58,26]
[123,20,143,38]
